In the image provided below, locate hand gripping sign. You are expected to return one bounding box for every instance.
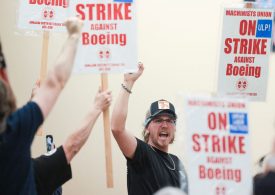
[17,0,70,135]
[68,0,138,188]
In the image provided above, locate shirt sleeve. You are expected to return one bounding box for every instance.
[33,146,72,195]
[126,138,150,166]
[6,101,43,145]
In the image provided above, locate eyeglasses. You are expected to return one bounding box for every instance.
[152,118,176,126]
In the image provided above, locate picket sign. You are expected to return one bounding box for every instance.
[36,31,50,136]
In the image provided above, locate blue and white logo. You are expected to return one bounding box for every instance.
[229,112,248,134]
[256,19,272,38]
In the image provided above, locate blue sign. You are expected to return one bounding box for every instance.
[256,20,272,38]
[114,0,133,2]
[229,112,248,134]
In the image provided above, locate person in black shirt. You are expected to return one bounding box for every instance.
[33,146,71,195]
[0,17,83,195]
[254,153,275,195]
[253,137,275,195]
[31,85,112,195]
[111,63,188,195]
[1,17,111,195]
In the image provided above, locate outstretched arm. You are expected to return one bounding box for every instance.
[32,17,83,119]
[63,88,112,163]
[111,63,144,159]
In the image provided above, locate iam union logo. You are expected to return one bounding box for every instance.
[236,78,248,91]
[97,48,111,61]
[215,184,226,195]
[42,7,55,20]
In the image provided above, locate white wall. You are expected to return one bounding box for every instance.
[1,0,275,194]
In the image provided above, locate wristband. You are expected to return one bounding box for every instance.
[121,83,132,94]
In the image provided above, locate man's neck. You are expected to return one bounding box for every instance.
[148,142,168,153]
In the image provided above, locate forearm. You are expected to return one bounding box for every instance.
[63,107,101,163]
[51,34,80,88]
[111,81,134,133]
[32,34,81,119]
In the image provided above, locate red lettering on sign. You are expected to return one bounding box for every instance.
[82,32,126,46]
[76,3,132,21]
[192,134,246,154]
[199,165,241,183]
[29,0,68,8]
[224,38,267,54]
[208,112,227,130]
[239,20,256,36]
[226,64,261,78]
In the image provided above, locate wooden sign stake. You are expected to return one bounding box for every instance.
[101,73,114,188]
[37,31,49,136]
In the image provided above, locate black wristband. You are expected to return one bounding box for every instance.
[121,83,132,94]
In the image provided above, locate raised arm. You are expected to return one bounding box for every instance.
[111,63,144,159]
[32,17,83,119]
[63,88,112,163]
